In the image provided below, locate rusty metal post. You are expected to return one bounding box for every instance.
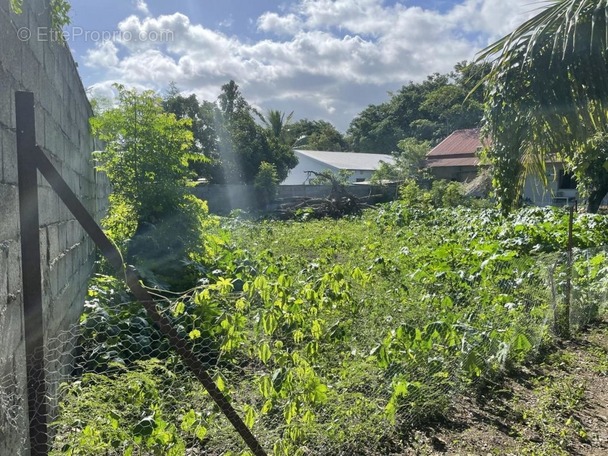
[16,91,48,455]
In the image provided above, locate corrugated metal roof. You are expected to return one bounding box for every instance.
[427,128,482,158]
[295,150,394,171]
[426,157,479,167]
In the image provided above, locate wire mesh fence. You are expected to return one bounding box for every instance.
[2,245,605,455]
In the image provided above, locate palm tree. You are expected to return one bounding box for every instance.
[259,109,294,143]
[479,0,608,212]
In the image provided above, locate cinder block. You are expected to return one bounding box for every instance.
[6,240,21,302]
[43,115,62,164]
[0,66,16,131]
[0,295,23,363]
[0,184,18,240]
[26,5,44,66]
[46,224,59,264]
[38,225,47,267]
[19,46,41,95]
[38,186,59,228]
[0,17,21,92]
[34,101,45,155]
[0,242,8,312]
[49,260,58,296]
[1,127,18,186]
[63,247,73,279]
[56,253,66,294]
[27,0,48,23]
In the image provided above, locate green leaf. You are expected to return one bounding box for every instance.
[513,333,532,353]
[463,350,483,377]
[133,415,156,438]
[173,301,185,316]
[259,376,274,399]
[284,401,298,424]
[262,313,278,335]
[257,343,272,364]
[313,383,328,403]
[214,374,226,392]
[376,345,390,368]
[195,425,208,440]
[180,409,196,432]
[244,404,256,429]
[311,319,322,340]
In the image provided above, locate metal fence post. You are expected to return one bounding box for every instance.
[564,203,574,338]
[16,91,48,455]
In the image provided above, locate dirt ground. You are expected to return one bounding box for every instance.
[401,319,608,455]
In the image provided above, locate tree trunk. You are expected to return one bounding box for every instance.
[586,181,608,213]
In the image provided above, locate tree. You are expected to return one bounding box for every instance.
[91,85,196,225]
[571,133,608,212]
[479,0,608,212]
[254,161,280,207]
[284,119,349,151]
[163,81,298,185]
[259,109,294,142]
[91,85,208,289]
[371,138,430,184]
[347,63,488,152]
[162,90,216,179]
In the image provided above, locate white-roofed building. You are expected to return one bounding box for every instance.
[282,150,395,185]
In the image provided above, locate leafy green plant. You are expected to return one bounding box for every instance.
[52,360,193,456]
[54,202,607,455]
[254,161,279,207]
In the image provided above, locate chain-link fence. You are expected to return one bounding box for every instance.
[2,244,605,456]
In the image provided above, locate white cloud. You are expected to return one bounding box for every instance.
[79,0,548,131]
[84,40,119,68]
[134,0,150,16]
[257,12,303,36]
[450,0,543,42]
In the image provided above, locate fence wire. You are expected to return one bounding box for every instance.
[2,247,607,456]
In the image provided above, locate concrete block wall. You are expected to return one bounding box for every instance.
[0,1,109,454]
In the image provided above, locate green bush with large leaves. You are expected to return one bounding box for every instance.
[53,203,608,455]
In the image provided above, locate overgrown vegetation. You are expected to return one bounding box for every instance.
[91,85,210,289]
[479,0,608,212]
[51,192,608,454]
[163,81,298,185]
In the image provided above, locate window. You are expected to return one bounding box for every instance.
[558,170,577,190]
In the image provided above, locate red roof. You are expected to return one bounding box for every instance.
[427,128,483,158]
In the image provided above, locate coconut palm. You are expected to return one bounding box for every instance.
[479,0,608,212]
[258,109,294,143]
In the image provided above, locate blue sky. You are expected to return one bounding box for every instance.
[66,0,543,132]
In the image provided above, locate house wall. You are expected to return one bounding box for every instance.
[282,154,339,185]
[0,1,109,454]
[523,166,578,206]
[282,154,376,185]
[429,166,477,182]
[350,169,374,182]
